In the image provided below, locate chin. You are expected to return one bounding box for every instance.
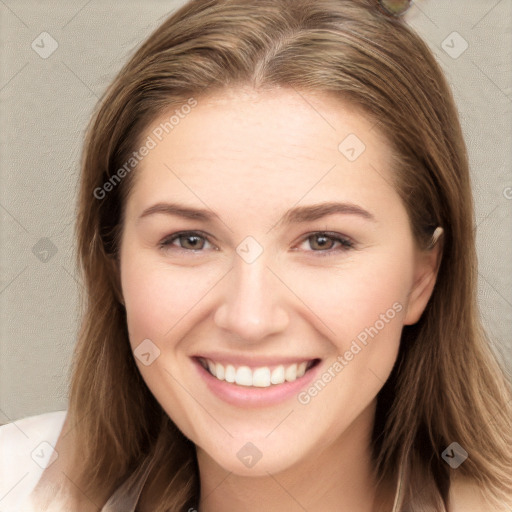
[196,432,313,478]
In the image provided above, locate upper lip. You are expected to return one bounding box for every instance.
[193,353,320,368]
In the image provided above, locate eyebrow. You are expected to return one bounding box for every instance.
[137,201,376,226]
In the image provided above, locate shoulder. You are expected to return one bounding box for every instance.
[449,475,511,512]
[0,410,67,510]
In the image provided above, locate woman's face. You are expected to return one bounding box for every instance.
[119,86,438,476]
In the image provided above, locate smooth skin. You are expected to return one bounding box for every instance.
[30,86,500,511]
[119,86,440,512]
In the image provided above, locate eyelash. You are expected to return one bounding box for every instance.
[158,231,354,257]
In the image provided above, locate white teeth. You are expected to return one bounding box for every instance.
[235,366,252,386]
[285,363,297,382]
[215,362,225,380]
[252,367,271,387]
[225,364,236,383]
[207,360,217,377]
[270,365,285,385]
[201,358,314,387]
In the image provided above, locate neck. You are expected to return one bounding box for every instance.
[196,400,395,512]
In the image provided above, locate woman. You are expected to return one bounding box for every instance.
[1,0,511,510]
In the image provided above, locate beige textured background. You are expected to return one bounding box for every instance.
[1,0,511,423]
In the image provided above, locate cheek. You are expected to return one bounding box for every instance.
[121,255,219,344]
[284,253,412,349]
[289,267,407,439]
[120,254,219,436]
[288,254,411,411]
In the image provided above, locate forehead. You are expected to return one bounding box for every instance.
[125,86,398,218]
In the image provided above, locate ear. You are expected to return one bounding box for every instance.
[403,231,443,326]
[105,254,125,307]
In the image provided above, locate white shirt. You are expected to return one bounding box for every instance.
[0,410,67,511]
[0,411,155,512]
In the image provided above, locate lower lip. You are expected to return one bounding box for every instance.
[192,358,322,408]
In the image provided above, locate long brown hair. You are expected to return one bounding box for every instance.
[68,0,512,510]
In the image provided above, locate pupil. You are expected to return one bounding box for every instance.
[314,234,330,249]
[185,235,201,249]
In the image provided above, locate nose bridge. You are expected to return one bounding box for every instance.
[214,247,289,341]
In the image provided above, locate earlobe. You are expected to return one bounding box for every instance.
[403,228,444,326]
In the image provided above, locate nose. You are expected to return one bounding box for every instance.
[213,252,290,343]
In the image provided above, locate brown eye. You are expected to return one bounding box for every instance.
[159,231,211,252]
[301,232,354,255]
[179,234,205,250]
[308,233,336,251]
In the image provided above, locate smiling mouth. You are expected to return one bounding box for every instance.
[196,357,320,388]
